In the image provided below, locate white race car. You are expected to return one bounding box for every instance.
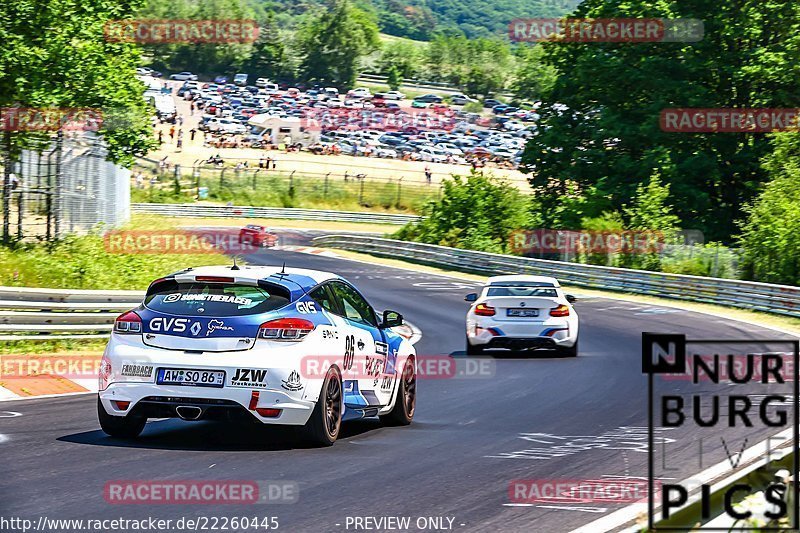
[98,265,417,446]
[465,275,579,356]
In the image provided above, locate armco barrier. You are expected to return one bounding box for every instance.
[311,235,800,319]
[0,287,143,340]
[132,203,421,225]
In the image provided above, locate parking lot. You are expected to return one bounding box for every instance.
[142,72,536,186]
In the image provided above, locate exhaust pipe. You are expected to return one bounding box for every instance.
[175,406,203,420]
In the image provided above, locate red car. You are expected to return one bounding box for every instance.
[238,225,278,248]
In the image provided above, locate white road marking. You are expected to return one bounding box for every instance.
[0,411,22,418]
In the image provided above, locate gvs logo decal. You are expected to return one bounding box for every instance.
[149,317,192,333]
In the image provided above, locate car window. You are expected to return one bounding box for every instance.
[309,284,338,314]
[145,281,290,316]
[330,282,376,326]
[486,286,558,298]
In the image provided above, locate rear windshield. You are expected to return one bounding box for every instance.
[486,286,558,298]
[144,281,290,317]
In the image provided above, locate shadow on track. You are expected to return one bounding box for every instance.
[58,417,387,452]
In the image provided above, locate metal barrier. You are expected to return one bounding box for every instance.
[0,287,143,340]
[132,203,421,225]
[311,235,800,319]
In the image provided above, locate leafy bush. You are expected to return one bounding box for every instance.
[739,133,800,285]
[394,173,531,253]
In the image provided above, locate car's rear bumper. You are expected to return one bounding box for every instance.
[99,383,316,425]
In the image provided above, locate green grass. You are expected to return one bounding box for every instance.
[0,221,231,290]
[134,167,440,213]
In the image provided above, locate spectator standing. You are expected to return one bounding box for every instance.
[190,128,196,141]
[424,166,432,184]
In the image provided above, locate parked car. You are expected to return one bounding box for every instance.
[418,146,448,163]
[255,77,270,88]
[450,94,477,105]
[411,100,433,109]
[169,72,198,81]
[484,98,503,108]
[214,75,228,84]
[415,94,444,104]
[233,73,249,86]
[383,91,406,100]
[347,88,372,98]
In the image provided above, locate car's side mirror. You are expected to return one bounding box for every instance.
[566,294,577,304]
[464,293,478,302]
[381,310,403,329]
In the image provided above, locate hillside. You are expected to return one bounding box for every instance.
[271,0,583,40]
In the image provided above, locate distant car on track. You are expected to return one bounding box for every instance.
[238,224,278,248]
[465,275,579,356]
[98,265,417,446]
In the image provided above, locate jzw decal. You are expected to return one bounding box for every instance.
[296,301,317,314]
[231,368,268,387]
[376,342,388,356]
[149,317,192,333]
[344,335,355,370]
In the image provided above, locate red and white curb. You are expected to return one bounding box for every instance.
[272,245,339,257]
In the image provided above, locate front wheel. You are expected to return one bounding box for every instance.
[303,366,343,446]
[380,356,416,426]
[97,398,146,438]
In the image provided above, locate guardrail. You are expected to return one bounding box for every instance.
[311,235,800,319]
[132,204,421,225]
[0,287,143,340]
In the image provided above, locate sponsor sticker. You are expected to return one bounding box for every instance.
[120,364,154,378]
[230,368,268,388]
[281,371,303,392]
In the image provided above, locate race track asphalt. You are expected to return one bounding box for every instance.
[0,245,795,533]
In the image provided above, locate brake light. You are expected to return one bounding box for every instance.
[474,303,495,316]
[550,304,570,317]
[114,310,142,333]
[258,318,314,341]
[196,276,235,283]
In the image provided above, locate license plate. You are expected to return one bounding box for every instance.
[507,308,539,317]
[157,368,225,388]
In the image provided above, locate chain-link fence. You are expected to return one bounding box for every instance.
[131,157,442,212]
[1,132,130,241]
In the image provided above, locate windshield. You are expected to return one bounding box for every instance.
[144,281,290,317]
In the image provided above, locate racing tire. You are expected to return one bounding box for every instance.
[303,366,343,447]
[559,340,579,357]
[380,357,416,426]
[97,398,146,438]
[465,337,484,356]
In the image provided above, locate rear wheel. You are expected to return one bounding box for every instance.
[380,357,416,426]
[559,340,578,357]
[466,337,484,356]
[97,398,146,438]
[303,366,342,446]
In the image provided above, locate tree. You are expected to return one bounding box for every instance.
[0,0,154,165]
[296,0,380,88]
[139,0,256,75]
[521,0,800,243]
[512,44,557,101]
[738,133,800,285]
[245,12,295,82]
[377,41,421,80]
[394,173,531,253]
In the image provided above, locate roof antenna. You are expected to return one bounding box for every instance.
[231,256,240,271]
[279,262,286,275]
